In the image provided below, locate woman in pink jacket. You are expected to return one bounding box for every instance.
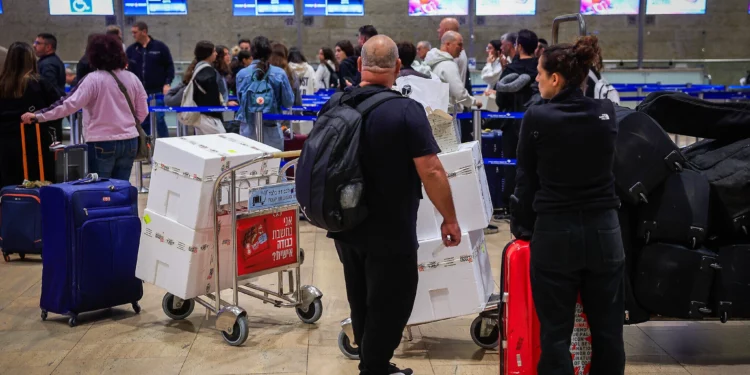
[22,34,148,180]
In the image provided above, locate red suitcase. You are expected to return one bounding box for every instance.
[500,240,591,375]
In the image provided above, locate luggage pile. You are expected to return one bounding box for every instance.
[615,93,750,323]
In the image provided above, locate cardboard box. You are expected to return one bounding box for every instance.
[136,209,239,300]
[146,133,281,230]
[416,141,493,241]
[408,230,495,325]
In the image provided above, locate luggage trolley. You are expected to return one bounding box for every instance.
[161,150,323,346]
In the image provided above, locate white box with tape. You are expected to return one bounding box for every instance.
[146,133,281,230]
[416,141,492,241]
[136,209,240,300]
[408,229,494,325]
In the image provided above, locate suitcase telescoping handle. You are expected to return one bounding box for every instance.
[552,14,587,44]
[19,122,46,182]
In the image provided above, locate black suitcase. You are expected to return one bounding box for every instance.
[613,105,685,205]
[682,138,750,239]
[619,207,650,325]
[714,244,750,321]
[637,169,710,249]
[637,91,750,140]
[635,243,719,319]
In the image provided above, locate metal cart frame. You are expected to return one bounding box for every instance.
[160,150,323,346]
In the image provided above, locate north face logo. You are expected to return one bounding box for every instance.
[401,85,412,97]
[599,114,610,120]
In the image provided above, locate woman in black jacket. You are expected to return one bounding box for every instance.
[335,40,357,89]
[0,42,62,186]
[182,41,225,135]
[512,36,625,375]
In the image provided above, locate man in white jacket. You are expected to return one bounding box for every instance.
[424,31,481,111]
[427,18,468,84]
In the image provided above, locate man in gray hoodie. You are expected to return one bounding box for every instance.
[424,31,480,110]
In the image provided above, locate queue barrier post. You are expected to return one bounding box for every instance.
[254,111,264,143]
[135,161,149,194]
[472,109,482,142]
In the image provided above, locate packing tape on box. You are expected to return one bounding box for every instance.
[417,237,486,273]
[151,160,269,183]
[446,161,484,179]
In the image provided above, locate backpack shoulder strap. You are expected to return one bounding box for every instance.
[588,69,599,85]
[354,90,404,118]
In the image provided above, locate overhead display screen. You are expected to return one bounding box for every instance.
[477,0,536,15]
[234,0,295,16]
[0,1,3,15]
[408,0,468,16]
[646,0,706,14]
[49,0,115,15]
[124,0,188,15]
[303,0,364,16]
[580,0,640,15]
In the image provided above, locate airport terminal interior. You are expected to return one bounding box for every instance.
[2,0,750,374]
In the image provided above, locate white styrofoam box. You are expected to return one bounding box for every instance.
[147,133,281,230]
[292,121,314,135]
[478,94,499,112]
[416,141,493,241]
[136,209,239,300]
[408,229,495,325]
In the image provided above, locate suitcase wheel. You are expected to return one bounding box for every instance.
[721,311,729,324]
[338,330,360,360]
[132,302,141,314]
[68,314,78,327]
[2,253,9,263]
[470,315,500,350]
[41,310,47,321]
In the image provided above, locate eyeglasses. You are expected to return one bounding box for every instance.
[33,40,46,46]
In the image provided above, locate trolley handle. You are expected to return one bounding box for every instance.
[271,150,302,159]
[552,14,587,44]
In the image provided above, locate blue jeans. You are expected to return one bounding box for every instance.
[87,138,138,181]
[142,96,169,138]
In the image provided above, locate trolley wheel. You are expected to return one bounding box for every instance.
[18,253,25,260]
[68,314,78,327]
[132,302,141,314]
[338,330,360,360]
[296,298,323,324]
[41,310,47,321]
[721,311,729,324]
[470,315,499,350]
[161,293,194,320]
[221,314,250,347]
[2,253,10,263]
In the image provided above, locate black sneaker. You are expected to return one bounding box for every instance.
[484,225,499,235]
[389,363,413,375]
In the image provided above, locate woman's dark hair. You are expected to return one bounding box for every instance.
[270,43,294,85]
[288,47,306,64]
[488,39,502,58]
[251,36,273,74]
[214,45,230,75]
[541,36,602,89]
[183,40,216,84]
[237,50,252,63]
[321,47,339,70]
[335,40,354,58]
[88,34,128,72]
[397,41,417,67]
[517,29,539,57]
[0,42,39,99]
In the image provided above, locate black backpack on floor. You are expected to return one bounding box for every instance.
[296,88,404,232]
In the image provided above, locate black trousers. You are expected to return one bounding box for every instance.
[335,240,418,375]
[530,209,626,375]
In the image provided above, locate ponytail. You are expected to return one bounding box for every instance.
[541,35,602,88]
[250,36,272,75]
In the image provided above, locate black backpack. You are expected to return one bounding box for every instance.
[323,63,341,89]
[296,88,404,232]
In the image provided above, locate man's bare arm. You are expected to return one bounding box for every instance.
[414,154,461,246]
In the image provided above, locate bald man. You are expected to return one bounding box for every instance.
[322,35,460,375]
[424,31,480,110]
[434,17,469,85]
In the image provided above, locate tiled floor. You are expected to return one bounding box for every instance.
[2,185,750,374]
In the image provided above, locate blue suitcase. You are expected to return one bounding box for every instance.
[39,176,143,326]
[482,131,507,210]
[0,186,43,261]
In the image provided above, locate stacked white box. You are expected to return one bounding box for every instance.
[136,209,237,300]
[146,133,281,230]
[416,141,493,242]
[408,230,494,326]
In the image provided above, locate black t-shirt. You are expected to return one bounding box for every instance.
[515,87,620,216]
[326,85,441,252]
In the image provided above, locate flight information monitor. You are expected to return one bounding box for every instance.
[477,0,536,16]
[124,0,188,15]
[647,0,706,14]
[303,0,364,16]
[49,0,115,15]
[580,0,640,15]
[408,0,468,16]
[233,0,295,16]
[0,1,4,15]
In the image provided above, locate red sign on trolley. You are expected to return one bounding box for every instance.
[236,208,298,276]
